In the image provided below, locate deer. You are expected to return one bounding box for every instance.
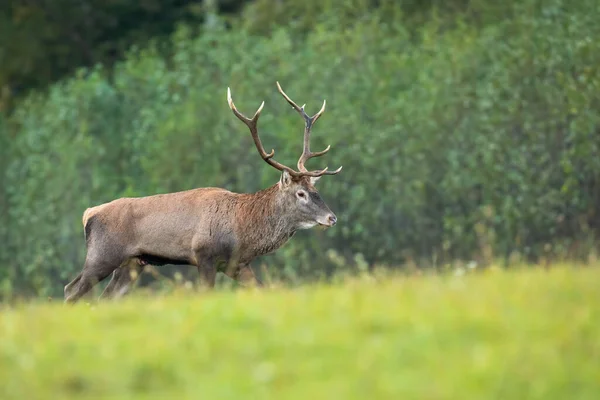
[63,82,342,303]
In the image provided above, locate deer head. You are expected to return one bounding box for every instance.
[227,82,342,229]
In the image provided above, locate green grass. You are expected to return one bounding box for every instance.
[1,265,599,399]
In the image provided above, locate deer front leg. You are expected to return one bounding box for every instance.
[225,264,263,288]
[197,257,217,289]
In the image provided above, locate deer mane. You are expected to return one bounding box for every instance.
[235,184,296,257]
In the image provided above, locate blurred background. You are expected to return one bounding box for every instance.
[0,0,598,299]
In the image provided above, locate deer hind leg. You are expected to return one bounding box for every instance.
[65,246,126,304]
[64,272,83,299]
[100,258,145,300]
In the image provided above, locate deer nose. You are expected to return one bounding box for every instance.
[328,214,337,226]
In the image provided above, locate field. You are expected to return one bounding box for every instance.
[1,265,598,399]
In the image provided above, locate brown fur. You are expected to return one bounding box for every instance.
[64,174,337,303]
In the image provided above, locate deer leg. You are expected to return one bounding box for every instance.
[100,259,145,300]
[65,264,118,304]
[65,249,125,304]
[65,272,96,302]
[197,257,217,289]
[64,272,83,299]
[225,264,263,287]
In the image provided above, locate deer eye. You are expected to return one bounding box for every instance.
[296,190,306,199]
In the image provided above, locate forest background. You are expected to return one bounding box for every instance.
[1,0,599,298]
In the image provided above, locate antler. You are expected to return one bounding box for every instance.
[227,87,297,175]
[276,82,342,176]
[227,83,342,178]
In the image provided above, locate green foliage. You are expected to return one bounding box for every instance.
[2,0,600,296]
[239,0,516,35]
[1,266,599,398]
[0,0,248,110]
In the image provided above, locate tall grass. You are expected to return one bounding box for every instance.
[1,264,598,399]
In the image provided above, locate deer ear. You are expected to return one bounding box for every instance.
[279,170,292,188]
[310,176,321,185]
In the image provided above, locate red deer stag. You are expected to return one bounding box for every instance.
[64,82,342,303]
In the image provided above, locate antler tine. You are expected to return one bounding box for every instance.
[227,87,297,175]
[316,165,343,176]
[276,82,342,175]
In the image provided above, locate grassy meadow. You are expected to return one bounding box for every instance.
[0,265,598,399]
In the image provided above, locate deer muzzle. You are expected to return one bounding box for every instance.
[317,213,337,228]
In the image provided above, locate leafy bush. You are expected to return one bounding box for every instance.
[1,0,599,297]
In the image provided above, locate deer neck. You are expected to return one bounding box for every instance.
[238,184,297,257]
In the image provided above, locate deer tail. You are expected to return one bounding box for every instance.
[82,207,95,243]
